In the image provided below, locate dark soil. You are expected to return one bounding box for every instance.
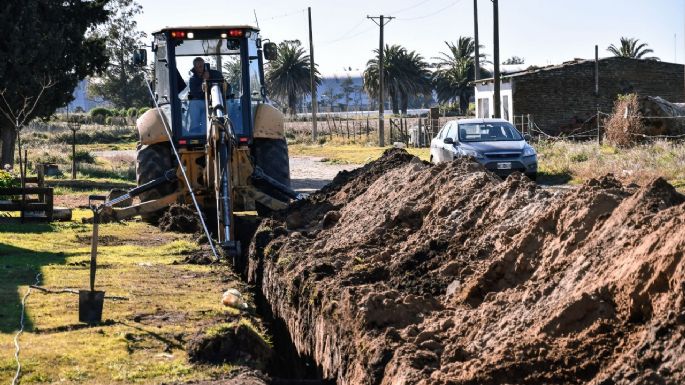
[248,148,685,385]
[187,315,272,370]
[173,247,214,265]
[158,204,201,233]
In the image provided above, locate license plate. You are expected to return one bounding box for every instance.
[497,162,512,170]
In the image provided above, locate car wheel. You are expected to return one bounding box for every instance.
[525,172,537,182]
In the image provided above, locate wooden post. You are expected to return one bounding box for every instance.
[346,117,350,139]
[418,118,423,147]
[597,108,602,145]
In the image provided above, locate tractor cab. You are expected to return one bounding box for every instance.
[135,25,277,148]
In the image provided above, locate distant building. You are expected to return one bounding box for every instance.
[300,71,372,112]
[474,57,685,135]
[59,78,110,113]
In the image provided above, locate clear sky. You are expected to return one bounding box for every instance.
[135,0,684,75]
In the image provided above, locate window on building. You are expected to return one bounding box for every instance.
[478,98,490,118]
[502,95,510,121]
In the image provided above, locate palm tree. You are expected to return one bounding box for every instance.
[607,37,660,61]
[432,37,489,113]
[265,40,321,114]
[363,44,431,114]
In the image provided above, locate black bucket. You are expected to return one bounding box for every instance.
[79,290,105,324]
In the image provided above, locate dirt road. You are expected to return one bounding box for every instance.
[92,150,360,193]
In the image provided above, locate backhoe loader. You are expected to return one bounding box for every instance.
[101,25,297,259]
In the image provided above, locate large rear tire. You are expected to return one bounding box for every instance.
[136,142,177,224]
[253,138,290,187]
[252,138,291,216]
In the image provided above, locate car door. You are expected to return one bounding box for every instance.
[442,123,458,161]
[431,124,449,163]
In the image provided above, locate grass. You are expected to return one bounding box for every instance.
[290,140,685,189]
[289,143,430,164]
[535,139,685,187]
[0,211,251,384]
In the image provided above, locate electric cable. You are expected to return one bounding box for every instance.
[144,82,220,262]
[12,273,41,385]
[396,0,465,21]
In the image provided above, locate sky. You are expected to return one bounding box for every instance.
[135,0,684,75]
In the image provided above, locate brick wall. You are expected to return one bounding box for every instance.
[512,58,685,136]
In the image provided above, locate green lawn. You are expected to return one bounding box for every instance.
[0,211,252,384]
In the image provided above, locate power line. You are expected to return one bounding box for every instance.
[390,0,437,15]
[319,19,367,44]
[261,8,307,22]
[395,0,465,21]
[320,26,376,45]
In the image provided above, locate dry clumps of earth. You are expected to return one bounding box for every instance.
[247,148,685,385]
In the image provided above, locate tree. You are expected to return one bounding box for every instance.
[607,37,660,61]
[0,0,111,167]
[432,37,490,113]
[363,44,431,115]
[503,56,525,65]
[222,56,242,96]
[340,75,356,111]
[265,40,321,115]
[89,0,148,108]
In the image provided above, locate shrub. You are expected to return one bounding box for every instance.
[0,169,17,188]
[90,107,112,118]
[138,107,151,116]
[604,93,644,148]
[68,149,96,164]
[127,107,138,117]
[34,151,68,165]
[105,116,113,125]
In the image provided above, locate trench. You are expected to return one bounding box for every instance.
[234,216,335,385]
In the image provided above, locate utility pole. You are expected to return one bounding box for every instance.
[367,14,394,146]
[492,0,501,118]
[473,0,480,81]
[308,7,318,141]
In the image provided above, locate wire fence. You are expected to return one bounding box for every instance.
[284,111,685,146]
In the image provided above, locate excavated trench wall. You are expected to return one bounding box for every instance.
[248,149,685,385]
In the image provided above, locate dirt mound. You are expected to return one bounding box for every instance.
[158,204,201,233]
[248,149,685,385]
[187,317,272,370]
[172,247,215,265]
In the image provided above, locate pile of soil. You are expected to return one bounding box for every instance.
[158,204,201,233]
[187,316,272,370]
[248,149,685,385]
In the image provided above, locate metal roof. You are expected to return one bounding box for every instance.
[152,25,259,34]
[474,57,682,84]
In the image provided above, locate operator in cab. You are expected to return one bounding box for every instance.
[187,57,223,134]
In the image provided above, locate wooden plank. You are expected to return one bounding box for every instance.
[0,203,52,211]
[0,187,53,195]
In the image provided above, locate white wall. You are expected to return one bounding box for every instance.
[474,81,514,122]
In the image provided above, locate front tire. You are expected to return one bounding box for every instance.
[136,142,177,224]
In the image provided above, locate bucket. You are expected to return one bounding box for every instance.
[79,290,105,324]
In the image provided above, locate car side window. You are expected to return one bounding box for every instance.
[446,124,458,140]
[437,123,451,139]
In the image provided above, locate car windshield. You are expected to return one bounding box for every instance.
[458,122,523,142]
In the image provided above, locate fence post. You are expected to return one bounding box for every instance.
[346,117,350,139]
[596,108,603,145]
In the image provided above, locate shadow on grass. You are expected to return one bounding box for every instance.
[0,239,70,333]
[0,220,55,233]
[536,170,573,186]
